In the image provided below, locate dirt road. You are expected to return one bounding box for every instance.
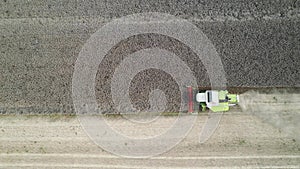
[0,110,299,168]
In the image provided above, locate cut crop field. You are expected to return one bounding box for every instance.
[0,109,299,168]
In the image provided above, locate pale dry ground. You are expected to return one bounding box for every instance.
[0,109,299,169]
[239,91,300,141]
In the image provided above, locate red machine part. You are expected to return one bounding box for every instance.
[188,86,193,113]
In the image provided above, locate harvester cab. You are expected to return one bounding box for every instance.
[188,87,239,113]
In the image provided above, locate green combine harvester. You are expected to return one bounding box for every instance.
[188,87,239,113]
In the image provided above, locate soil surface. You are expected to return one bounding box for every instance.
[0,110,299,168]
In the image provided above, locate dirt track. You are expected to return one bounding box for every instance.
[0,110,299,168]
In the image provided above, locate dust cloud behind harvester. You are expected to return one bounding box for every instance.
[239,89,300,141]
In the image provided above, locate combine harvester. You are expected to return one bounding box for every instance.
[187,86,239,113]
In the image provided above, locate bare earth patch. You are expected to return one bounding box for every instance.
[0,110,299,168]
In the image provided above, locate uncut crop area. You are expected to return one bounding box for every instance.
[0,1,299,114]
